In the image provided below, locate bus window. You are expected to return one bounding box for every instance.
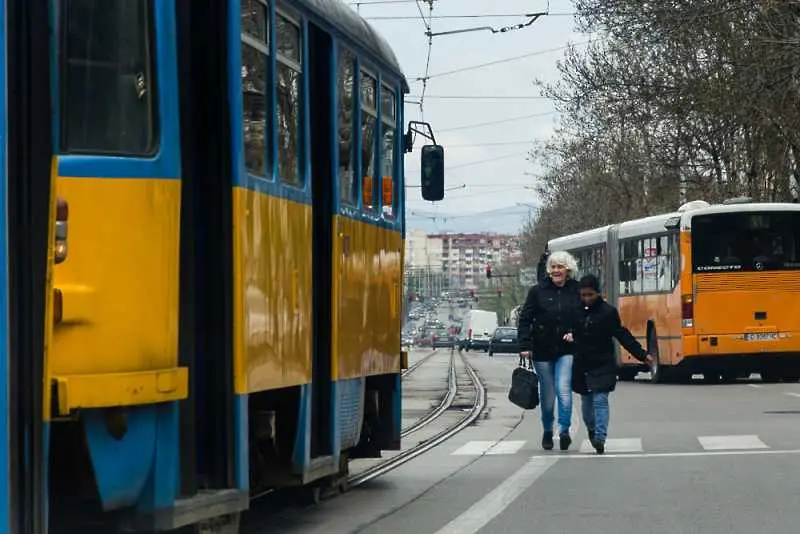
[241,0,269,176]
[337,48,357,206]
[692,212,800,272]
[360,71,377,212]
[276,13,303,187]
[619,239,640,295]
[657,235,673,291]
[61,0,157,155]
[642,237,658,292]
[380,84,396,218]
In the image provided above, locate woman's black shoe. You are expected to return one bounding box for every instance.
[542,431,554,450]
[559,432,572,451]
[591,439,605,454]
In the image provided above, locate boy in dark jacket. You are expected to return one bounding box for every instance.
[573,275,653,454]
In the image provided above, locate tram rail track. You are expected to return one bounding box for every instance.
[244,350,484,514]
[400,350,456,438]
[347,352,485,488]
[401,347,441,378]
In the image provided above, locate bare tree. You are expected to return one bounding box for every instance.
[522,0,800,260]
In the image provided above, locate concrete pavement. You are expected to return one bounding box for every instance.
[245,348,800,533]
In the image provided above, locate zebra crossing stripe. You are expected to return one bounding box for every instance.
[697,435,768,450]
[579,438,642,453]
[486,440,526,455]
[451,434,774,456]
[452,441,498,456]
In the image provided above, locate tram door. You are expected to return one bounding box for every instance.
[5,0,54,532]
[308,23,334,460]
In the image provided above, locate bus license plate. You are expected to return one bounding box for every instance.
[501,339,512,342]
[745,333,778,341]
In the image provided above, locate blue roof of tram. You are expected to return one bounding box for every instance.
[297,0,408,90]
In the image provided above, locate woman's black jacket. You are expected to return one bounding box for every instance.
[572,298,648,394]
[517,277,581,362]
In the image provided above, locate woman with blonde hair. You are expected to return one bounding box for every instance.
[518,250,581,451]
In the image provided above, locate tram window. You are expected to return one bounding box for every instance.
[242,0,268,41]
[242,43,268,176]
[360,71,378,212]
[241,2,269,176]
[60,0,158,155]
[338,48,357,206]
[276,13,303,187]
[380,84,396,218]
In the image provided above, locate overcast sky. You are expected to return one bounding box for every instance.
[351,0,587,234]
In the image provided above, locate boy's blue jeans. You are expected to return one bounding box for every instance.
[581,392,610,441]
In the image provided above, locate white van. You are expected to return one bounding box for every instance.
[464,309,498,352]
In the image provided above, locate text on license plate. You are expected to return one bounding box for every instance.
[744,332,778,341]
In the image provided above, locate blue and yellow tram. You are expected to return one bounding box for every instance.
[1,0,444,532]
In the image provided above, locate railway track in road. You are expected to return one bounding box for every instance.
[401,348,441,378]
[400,351,456,438]
[242,351,484,527]
[348,352,486,487]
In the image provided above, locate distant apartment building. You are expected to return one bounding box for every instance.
[405,232,521,289]
[404,229,443,269]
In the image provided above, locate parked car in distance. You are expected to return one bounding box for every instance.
[489,327,519,356]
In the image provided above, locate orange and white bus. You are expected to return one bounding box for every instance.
[546,199,800,384]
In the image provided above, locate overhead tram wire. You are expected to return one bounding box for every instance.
[366,13,556,21]
[406,95,551,101]
[415,41,592,81]
[437,111,556,133]
[415,0,435,119]
[351,0,421,6]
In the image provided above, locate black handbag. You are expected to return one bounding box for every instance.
[508,365,539,410]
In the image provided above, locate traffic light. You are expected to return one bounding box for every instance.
[485,264,492,279]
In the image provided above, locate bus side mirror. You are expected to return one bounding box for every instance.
[420,144,444,201]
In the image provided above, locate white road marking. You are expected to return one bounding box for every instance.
[579,438,643,453]
[748,384,763,388]
[452,441,497,456]
[532,449,800,460]
[433,456,558,534]
[785,392,800,398]
[486,440,527,455]
[698,434,768,450]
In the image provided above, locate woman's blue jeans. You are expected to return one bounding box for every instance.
[533,355,573,435]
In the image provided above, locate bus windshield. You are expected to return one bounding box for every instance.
[691,211,800,272]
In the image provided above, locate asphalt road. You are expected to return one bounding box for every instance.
[248,348,800,533]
